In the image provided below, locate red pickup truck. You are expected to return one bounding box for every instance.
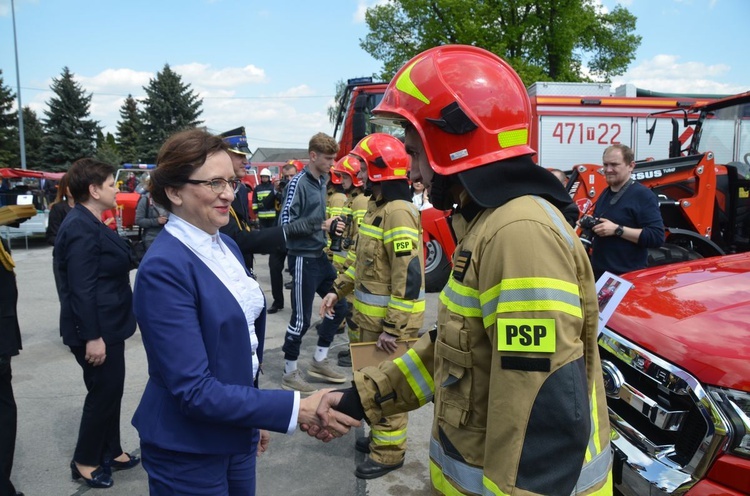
[600,253,750,495]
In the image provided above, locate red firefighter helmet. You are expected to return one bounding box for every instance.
[372,44,534,176]
[286,159,305,173]
[333,155,364,188]
[351,133,410,183]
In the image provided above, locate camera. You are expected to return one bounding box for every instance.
[578,215,600,248]
[329,215,352,252]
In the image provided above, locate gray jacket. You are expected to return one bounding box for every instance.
[280,167,327,257]
[135,193,169,248]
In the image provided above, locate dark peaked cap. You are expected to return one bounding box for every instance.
[220,127,251,155]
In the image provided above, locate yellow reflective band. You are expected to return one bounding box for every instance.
[371,428,407,445]
[346,251,356,261]
[394,348,433,406]
[383,226,418,243]
[388,298,425,314]
[359,223,384,239]
[333,254,347,265]
[496,318,556,353]
[480,277,583,328]
[345,265,356,279]
[354,299,387,318]
[393,238,413,254]
[359,136,374,157]
[590,379,603,455]
[483,475,511,496]
[440,278,482,318]
[395,58,431,105]
[430,461,467,496]
[497,128,528,148]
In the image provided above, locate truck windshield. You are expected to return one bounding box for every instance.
[364,93,405,140]
[699,101,750,165]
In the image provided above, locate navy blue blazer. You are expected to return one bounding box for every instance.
[132,229,295,455]
[54,204,136,347]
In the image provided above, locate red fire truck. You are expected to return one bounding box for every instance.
[332,78,719,290]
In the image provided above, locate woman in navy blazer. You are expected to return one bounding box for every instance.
[132,129,358,496]
[54,158,140,489]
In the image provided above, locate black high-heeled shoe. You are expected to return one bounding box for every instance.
[105,452,141,471]
[70,460,114,489]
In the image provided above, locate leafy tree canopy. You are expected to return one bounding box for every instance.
[360,0,641,85]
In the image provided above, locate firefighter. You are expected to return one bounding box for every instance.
[252,168,278,228]
[313,45,612,495]
[320,133,424,479]
[329,155,370,367]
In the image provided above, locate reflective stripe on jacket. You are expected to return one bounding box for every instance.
[354,195,612,495]
[333,196,424,335]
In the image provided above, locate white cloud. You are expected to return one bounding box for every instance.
[353,0,390,23]
[611,54,747,94]
[173,63,266,88]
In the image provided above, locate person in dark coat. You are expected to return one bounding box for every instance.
[0,238,23,496]
[54,158,140,489]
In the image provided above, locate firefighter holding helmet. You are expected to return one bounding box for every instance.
[320,134,424,479]
[312,45,612,495]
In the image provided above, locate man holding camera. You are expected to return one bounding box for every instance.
[588,144,664,279]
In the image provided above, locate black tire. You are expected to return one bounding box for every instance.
[424,238,451,293]
[647,243,702,267]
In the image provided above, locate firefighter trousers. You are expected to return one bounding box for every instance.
[361,328,409,465]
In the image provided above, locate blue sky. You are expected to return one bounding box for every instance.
[1,0,748,152]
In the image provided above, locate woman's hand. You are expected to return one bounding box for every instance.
[85,337,106,367]
[257,429,270,456]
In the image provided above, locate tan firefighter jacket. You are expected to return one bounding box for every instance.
[353,195,612,495]
[332,188,369,272]
[332,195,425,335]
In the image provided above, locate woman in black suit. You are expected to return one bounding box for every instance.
[54,158,140,489]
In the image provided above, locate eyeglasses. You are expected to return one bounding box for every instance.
[184,178,240,194]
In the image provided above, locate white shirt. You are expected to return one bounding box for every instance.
[165,214,300,433]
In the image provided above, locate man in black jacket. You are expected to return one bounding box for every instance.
[0,238,23,496]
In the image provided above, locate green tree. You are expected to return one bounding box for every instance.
[327,79,348,125]
[41,67,101,170]
[22,107,46,170]
[95,130,122,166]
[140,64,203,162]
[360,0,641,84]
[0,69,19,167]
[116,95,147,163]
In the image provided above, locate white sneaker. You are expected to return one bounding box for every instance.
[282,369,317,395]
[308,358,347,384]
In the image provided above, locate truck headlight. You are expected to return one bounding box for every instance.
[708,386,750,457]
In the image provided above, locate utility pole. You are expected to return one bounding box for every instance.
[12,0,27,169]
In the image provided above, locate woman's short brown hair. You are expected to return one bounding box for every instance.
[149,128,229,211]
[67,158,116,203]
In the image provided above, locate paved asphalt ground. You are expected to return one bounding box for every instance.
[7,238,438,496]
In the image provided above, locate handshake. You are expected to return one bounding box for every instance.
[297,389,361,442]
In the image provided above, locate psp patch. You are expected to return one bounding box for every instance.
[393,238,413,255]
[497,318,556,353]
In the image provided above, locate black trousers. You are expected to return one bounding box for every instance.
[268,248,287,307]
[282,254,346,361]
[0,356,18,496]
[70,341,126,466]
